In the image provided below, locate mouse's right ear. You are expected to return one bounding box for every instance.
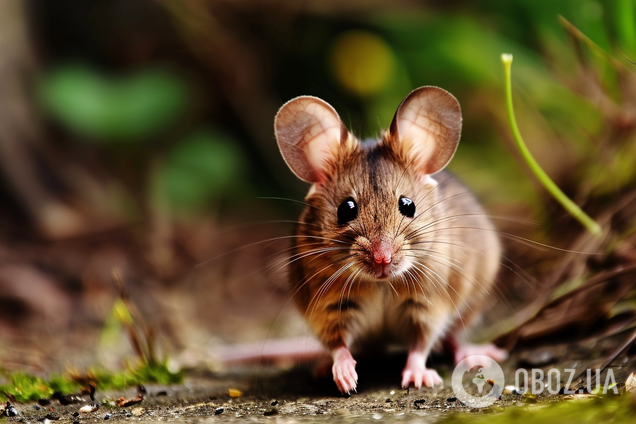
[274,96,348,183]
[387,86,462,177]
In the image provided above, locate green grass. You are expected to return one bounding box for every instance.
[0,361,182,403]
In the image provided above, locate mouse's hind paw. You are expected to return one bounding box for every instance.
[454,343,508,365]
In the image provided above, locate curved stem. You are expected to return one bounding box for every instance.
[501,53,601,236]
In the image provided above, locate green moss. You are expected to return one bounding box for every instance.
[0,362,182,403]
[440,394,636,424]
[0,372,55,403]
[89,361,183,391]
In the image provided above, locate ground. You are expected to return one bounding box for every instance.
[4,344,636,423]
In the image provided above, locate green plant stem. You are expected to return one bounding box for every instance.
[501,53,602,236]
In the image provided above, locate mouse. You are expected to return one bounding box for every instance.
[273,86,507,394]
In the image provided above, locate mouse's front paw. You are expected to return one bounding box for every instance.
[401,366,442,389]
[332,347,358,394]
[401,350,442,389]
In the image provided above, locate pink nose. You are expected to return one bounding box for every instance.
[371,238,392,265]
[374,255,391,264]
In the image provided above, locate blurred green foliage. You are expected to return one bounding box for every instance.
[39,64,188,142]
[32,0,636,223]
[153,129,246,213]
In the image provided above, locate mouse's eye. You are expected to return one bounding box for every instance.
[399,196,415,218]
[337,197,358,225]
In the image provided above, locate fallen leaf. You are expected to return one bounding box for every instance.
[116,394,144,407]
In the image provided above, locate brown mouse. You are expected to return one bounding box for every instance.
[274,86,507,394]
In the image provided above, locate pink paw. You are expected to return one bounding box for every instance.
[401,366,442,389]
[332,347,358,394]
[454,343,508,366]
[401,351,442,389]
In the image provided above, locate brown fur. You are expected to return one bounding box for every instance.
[275,87,502,391]
[290,134,500,354]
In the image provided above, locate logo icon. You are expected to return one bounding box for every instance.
[451,355,504,408]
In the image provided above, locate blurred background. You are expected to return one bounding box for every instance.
[1,0,636,375]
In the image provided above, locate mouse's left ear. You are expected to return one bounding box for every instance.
[275,96,350,184]
[387,86,461,177]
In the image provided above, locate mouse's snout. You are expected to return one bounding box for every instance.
[371,238,392,265]
[354,236,403,280]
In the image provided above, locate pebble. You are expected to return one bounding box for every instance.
[104,413,111,420]
[6,405,18,417]
[131,407,145,416]
[446,397,457,402]
[228,388,243,398]
[79,403,99,414]
[214,407,224,415]
[503,385,520,395]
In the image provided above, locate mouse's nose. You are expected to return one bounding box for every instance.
[371,238,392,265]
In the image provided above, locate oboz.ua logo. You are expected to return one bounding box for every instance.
[451,356,619,408]
[451,355,505,408]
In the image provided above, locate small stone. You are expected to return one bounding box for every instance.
[413,399,426,408]
[6,405,18,417]
[34,405,41,410]
[79,403,99,414]
[335,408,349,415]
[263,409,278,416]
[104,413,111,420]
[503,385,520,395]
[131,407,145,416]
[270,400,278,406]
[228,388,243,398]
[214,407,224,415]
[72,412,80,417]
[446,397,457,402]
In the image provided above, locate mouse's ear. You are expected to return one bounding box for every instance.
[275,96,349,183]
[387,86,461,176]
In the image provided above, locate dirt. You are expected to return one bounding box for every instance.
[6,348,635,424]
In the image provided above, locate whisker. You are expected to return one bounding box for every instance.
[257,196,318,210]
[197,234,357,268]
